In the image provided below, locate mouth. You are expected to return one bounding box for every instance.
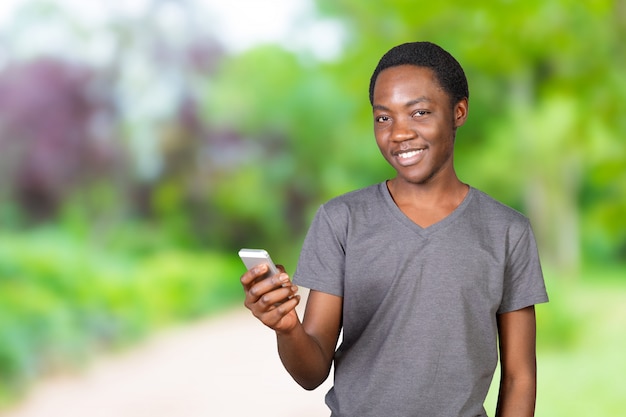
[398,149,423,159]
[393,148,426,166]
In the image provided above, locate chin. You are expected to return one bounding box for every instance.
[395,168,435,186]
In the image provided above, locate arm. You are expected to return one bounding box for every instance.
[241,264,342,390]
[277,290,342,390]
[495,305,538,417]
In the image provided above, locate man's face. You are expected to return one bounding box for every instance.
[372,65,467,187]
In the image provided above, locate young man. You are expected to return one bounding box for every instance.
[241,42,549,417]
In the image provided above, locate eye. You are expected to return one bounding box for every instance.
[375,115,390,123]
[412,110,429,118]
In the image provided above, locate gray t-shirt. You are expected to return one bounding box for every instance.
[293,183,549,417]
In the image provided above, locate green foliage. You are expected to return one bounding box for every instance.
[0,227,242,404]
[1,1,625,413]
[196,0,626,270]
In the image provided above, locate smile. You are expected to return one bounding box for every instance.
[393,148,426,167]
[397,149,424,159]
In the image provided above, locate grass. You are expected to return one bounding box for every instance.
[484,265,626,416]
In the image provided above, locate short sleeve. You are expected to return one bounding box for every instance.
[498,222,549,314]
[293,205,346,297]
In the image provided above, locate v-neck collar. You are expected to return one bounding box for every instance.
[378,181,474,238]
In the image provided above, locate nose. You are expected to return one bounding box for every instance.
[390,118,415,142]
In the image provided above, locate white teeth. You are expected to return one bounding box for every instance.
[398,149,423,159]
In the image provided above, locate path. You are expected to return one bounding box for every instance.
[0,290,332,417]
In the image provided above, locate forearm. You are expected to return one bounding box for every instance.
[496,306,538,417]
[495,372,536,417]
[276,323,333,390]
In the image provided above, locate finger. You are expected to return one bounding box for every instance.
[249,272,291,299]
[262,294,301,328]
[256,285,297,310]
[240,263,269,288]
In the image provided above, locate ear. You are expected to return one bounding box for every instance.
[453,98,469,128]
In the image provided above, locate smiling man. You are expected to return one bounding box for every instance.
[241,42,549,417]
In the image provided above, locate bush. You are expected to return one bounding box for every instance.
[0,226,242,405]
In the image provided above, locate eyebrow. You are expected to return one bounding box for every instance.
[372,96,432,111]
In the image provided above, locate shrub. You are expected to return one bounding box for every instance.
[0,227,242,404]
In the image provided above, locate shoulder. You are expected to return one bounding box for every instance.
[469,187,530,226]
[311,183,386,232]
[466,187,536,245]
[325,183,383,206]
[322,183,384,213]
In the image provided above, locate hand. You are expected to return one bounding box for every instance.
[240,263,301,333]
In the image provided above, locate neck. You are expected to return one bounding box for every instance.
[387,176,468,208]
[385,177,469,228]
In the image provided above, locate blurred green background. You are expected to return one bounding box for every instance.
[0,0,624,415]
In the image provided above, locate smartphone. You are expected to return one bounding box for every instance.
[238,248,279,277]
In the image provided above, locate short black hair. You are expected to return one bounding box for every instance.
[369,42,469,106]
